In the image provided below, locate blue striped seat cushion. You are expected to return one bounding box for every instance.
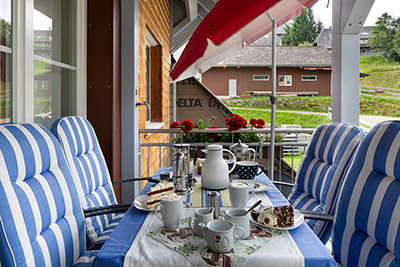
[51,116,123,250]
[288,122,363,243]
[73,251,98,267]
[333,120,400,266]
[0,123,95,266]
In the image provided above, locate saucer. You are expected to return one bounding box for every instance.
[134,194,153,211]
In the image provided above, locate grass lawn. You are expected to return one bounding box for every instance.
[230,107,331,128]
[225,94,400,117]
[283,153,304,171]
[360,56,400,89]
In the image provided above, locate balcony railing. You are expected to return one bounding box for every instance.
[139,128,314,198]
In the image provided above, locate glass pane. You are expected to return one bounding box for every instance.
[34,60,75,128]
[34,0,76,66]
[0,52,11,123]
[0,0,12,47]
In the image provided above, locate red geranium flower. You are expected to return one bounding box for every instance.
[225,114,247,132]
[250,118,265,128]
[170,121,180,128]
[181,119,194,133]
[208,126,219,139]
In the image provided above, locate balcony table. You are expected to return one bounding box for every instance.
[90,167,336,267]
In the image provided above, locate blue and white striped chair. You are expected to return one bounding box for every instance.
[0,123,97,266]
[286,122,364,244]
[332,120,400,266]
[51,116,124,250]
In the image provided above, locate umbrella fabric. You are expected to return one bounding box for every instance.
[170,0,319,82]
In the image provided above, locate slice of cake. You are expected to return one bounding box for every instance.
[256,205,294,228]
[147,181,175,209]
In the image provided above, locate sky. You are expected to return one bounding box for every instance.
[312,0,400,28]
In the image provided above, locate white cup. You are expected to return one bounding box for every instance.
[189,207,214,237]
[229,181,255,209]
[198,220,244,253]
[225,208,250,238]
[154,194,184,229]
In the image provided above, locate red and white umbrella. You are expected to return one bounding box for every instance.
[170,0,318,82]
[170,0,319,179]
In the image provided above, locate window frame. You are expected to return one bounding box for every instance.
[11,0,86,124]
[301,75,317,82]
[145,28,163,127]
[253,74,269,81]
[278,75,292,86]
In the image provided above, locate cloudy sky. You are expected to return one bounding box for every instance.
[312,0,400,28]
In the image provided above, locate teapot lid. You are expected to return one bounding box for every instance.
[229,140,248,152]
[207,144,222,151]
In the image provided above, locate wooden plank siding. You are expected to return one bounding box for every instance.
[202,67,332,96]
[138,0,171,189]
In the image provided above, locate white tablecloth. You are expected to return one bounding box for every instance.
[124,192,304,267]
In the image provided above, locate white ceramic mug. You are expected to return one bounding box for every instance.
[154,194,184,229]
[198,220,244,253]
[189,207,214,237]
[225,208,250,238]
[229,181,255,208]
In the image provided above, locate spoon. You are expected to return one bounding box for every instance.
[245,200,262,215]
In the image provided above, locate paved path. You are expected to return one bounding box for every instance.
[230,107,399,128]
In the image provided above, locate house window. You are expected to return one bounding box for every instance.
[145,29,163,125]
[279,75,292,86]
[34,0,76,128]
[301,75,317,81]
[0,0,12,123]
[253,75,269,81]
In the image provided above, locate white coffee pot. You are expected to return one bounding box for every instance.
[201,144,236,190]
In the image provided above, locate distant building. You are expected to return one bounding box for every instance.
[313,26,382,57]
[202,45,332,97]
[34,30,52,58]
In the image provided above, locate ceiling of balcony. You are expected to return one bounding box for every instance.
[171,0,218,53]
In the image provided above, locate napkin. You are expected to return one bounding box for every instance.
[148,217,281,267]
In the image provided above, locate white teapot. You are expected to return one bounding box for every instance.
[201,144,236,190]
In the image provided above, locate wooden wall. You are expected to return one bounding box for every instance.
[202,67,332,96]
[87,0,122,200]
[138,0,171,188]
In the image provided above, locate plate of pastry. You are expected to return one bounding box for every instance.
[134,181,175,211]
[134,194,153,211]
[249,204,304,230]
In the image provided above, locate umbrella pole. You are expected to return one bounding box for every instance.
[269,16,277,181]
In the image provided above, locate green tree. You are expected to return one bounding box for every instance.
[369,13,400,63]
[0,19,11,47]
[281,8,323,46]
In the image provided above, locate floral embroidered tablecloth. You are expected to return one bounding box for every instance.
[148,217,282,267]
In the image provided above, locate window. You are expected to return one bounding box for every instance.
[253,75,269,81]
[145,29,162,125]
[34,0,76,128]
[0,0,12,123]
[279,75,292,86]
[301,75,317,81]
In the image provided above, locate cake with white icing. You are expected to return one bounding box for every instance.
[146,181,175,209]
[253,205,294,228]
